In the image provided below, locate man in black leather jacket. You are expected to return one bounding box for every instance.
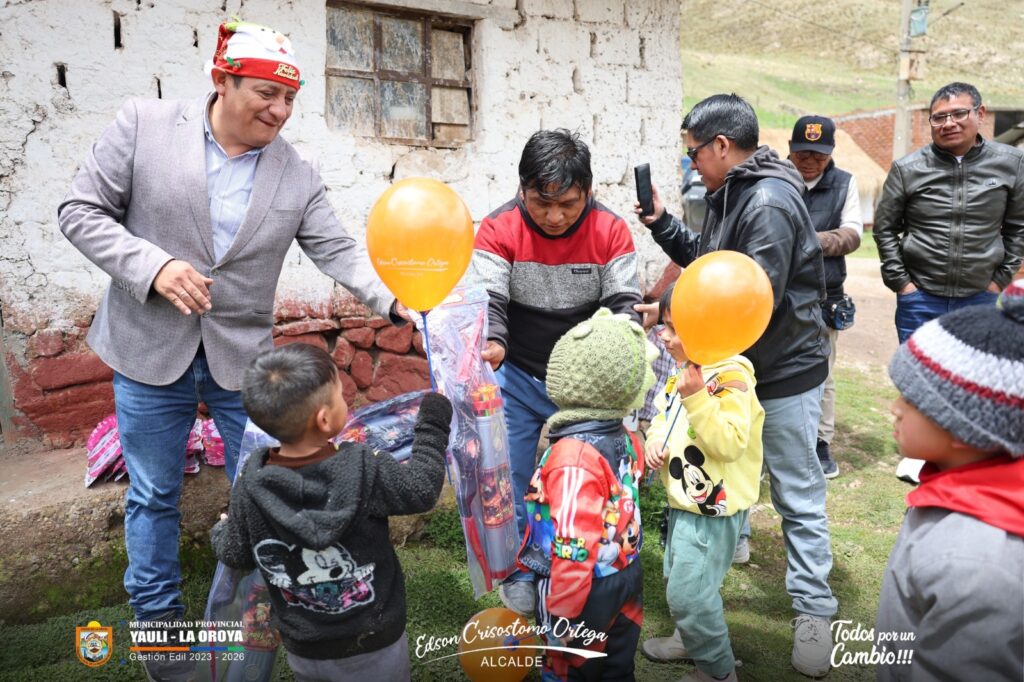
[635,94,836,678]
[874,82,1024,344]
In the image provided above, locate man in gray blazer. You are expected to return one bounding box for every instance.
[58,22,396,680]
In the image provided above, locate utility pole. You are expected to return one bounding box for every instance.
[893,0,915,162]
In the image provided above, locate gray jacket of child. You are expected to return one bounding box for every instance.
[875,507,1024,681]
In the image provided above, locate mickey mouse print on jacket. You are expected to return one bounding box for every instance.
[648,355,765,518]
[209,392,453,660]
[515,420,644,619]
[254,540,375,614]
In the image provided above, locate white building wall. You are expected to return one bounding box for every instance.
[0,0,681,437]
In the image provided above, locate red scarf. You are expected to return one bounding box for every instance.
[907,455,1024,537]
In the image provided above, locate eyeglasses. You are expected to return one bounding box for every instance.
[685,137,717,162]
[791,150,830,162]
[929,107,978,127]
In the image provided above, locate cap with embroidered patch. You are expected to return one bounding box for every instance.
[790,115,836,154]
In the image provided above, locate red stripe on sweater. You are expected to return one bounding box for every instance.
[906,336,1024,409]
[474,202,635,266]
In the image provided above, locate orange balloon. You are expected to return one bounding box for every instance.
[366,177,474,312]
[670,250,773,365]
[458,607,542,682]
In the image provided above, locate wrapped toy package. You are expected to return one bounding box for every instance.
[422,287,518,597]
[197,287,517,680]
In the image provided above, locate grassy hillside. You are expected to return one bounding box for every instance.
[680,0,1024,127]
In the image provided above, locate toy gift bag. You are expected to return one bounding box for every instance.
[423,287,519,597]
[196,391,429,681]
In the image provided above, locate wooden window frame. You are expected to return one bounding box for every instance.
[326,2,473,147]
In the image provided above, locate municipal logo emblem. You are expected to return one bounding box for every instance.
[804,123,823,141]
[76,621,113,667]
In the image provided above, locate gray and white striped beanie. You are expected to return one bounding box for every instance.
[888,281,1024,458]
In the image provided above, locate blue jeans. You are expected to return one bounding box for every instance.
[496,361,558,583]
[761,383,837,618]
[113,349,247,620]
[895,289,998,344]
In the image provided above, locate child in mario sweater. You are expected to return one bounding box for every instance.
[516,308,657,681]
[640,285,764,682]
[875,282,1024,681]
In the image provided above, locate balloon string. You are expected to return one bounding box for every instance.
[421,311,438,392]
[645,401,683,486]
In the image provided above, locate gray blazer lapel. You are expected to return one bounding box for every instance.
[180,96,215,264]
[219,135,286,264]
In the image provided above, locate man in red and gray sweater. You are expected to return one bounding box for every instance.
[469,128,642,615]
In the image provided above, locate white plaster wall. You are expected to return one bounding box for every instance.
[0,0,681,336]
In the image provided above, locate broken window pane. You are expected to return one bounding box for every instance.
[326,75,376,136]
[431,86,470,125]
[380,17,423,74]
[326,5,374,72]
[431,29,466,81]
[381,80,427,139]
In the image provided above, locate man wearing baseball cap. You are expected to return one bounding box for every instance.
[59,21,399,682]
[788,115,863,481]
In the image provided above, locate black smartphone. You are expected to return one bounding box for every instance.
[635,163,654,217]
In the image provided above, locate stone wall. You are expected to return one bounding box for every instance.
[0,0,683,444]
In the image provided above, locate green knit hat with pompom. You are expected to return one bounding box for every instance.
[545,308,658,430]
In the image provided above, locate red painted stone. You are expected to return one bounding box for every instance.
[368,352,431,400]
[343,327,375,349]
[366,316,389,329]
[3,308,50,335]
[7,353,42,406]
[276,318,340,336]
[274,299,332,322]
[332,338,356,369]
[375,324,413,354]
[16,381,116,445]
[19,382,114,420]
[273,333,328,351]
[350,351,374,389]
[412,331,426,357]
[29,352,113,390]
[332,292,372,319]
[339,317,368,329]
[338,370,358,405]
[27,330,64,358]
[31,400,115,443]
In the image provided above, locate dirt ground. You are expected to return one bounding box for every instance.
[836,257,897,371]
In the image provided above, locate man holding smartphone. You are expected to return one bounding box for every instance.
[635,94,835,678]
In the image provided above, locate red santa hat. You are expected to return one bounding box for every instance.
[204,21,303,90]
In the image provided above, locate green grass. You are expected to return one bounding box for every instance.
[0,365,905,681]
[848,237,879,260]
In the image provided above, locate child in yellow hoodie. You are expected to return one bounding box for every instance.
[641,284,765,682]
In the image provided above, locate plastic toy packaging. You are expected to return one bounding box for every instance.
[423,286,518,597]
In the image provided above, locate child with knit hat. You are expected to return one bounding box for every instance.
[875,281,1024,681]
[641,284,765,682]
[516,308,656,680]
